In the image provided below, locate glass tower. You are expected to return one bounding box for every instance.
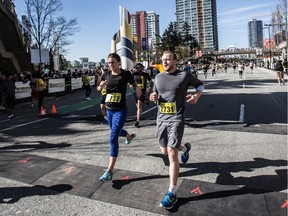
[248,19,263,48]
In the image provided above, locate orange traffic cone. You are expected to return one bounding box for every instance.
[51,104,57,115]
[40,106,46,116]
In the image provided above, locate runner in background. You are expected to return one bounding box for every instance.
[150,51,165,73]
[29,73,37,108]
[97,68,111,123]
[133,63,153,127]
[83,71,91,100]
[35,73,47,112]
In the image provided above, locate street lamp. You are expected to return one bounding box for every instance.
[263,24,272,69]
[146,20,150,66]
[155,34,163,50]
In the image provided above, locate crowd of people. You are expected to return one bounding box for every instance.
[179,58,287,82]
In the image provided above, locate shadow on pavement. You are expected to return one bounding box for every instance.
[0,184,72,204]
[0,141,71,152]
[147,154,287,192]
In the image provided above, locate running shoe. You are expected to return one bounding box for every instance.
[159,192,178,209]
[125,134,136,145]
[134,121,140,128]
[99,169,113,182]
[101,119,108,124]
[181,143,191,164]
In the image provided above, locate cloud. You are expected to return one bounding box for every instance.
[218,17,248,26]
[218,3,274,16]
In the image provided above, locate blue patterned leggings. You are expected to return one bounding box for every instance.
[106,107,128,157]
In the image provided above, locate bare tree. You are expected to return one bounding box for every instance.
[24,0,80,70]
[271,0,287,44]
[278,0,288,43]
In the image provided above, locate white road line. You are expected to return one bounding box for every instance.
[141,105,158,115]
[239,104,245,123]
[78,105,94,111]
[58,105,69,109]
[0,118,47,132]
[0,116,24,123]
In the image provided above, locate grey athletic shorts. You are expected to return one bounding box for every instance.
[156,121,184,149]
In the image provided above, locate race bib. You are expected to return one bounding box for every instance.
[137,83,144,89]
[105,93,121,103]
[101,88,107,95]
[159,102,176,114]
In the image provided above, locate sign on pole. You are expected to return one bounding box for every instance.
[31,49,49,63]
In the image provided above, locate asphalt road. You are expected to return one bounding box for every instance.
[0,66,287,215]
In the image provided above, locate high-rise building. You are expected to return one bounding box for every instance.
[131,11,160,51]
[248,19,263,48]
[175,0,218,52]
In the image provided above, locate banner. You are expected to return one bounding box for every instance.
[142,38,147,50]
[71,78,82,90]
[15,82,31,99]
[264,38,276,49]
[148,38,153,51]
[48,78,65,93]
[89,76,95,86]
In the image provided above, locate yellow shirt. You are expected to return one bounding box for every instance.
[154,64,165,73]
[36,78,46,91]
[83,76,90,86]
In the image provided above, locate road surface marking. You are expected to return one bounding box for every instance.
[0,118,47,132]
[78,105,94,110]
[239,104,245,123]
[141,105,157,115]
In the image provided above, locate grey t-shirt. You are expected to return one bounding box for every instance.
[153,70,204,122]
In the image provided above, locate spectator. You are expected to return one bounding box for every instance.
[1,72,16,119]
[0,72,4,110]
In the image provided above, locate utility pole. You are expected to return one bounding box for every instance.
[285,0,288,62]
[264,24,272,69]
[146,19,150,68]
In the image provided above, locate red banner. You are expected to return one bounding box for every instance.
[195,50,202,58]
[264,38,275,49]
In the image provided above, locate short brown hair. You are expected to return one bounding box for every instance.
[107,53,121,62]
[163,51,177,61]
